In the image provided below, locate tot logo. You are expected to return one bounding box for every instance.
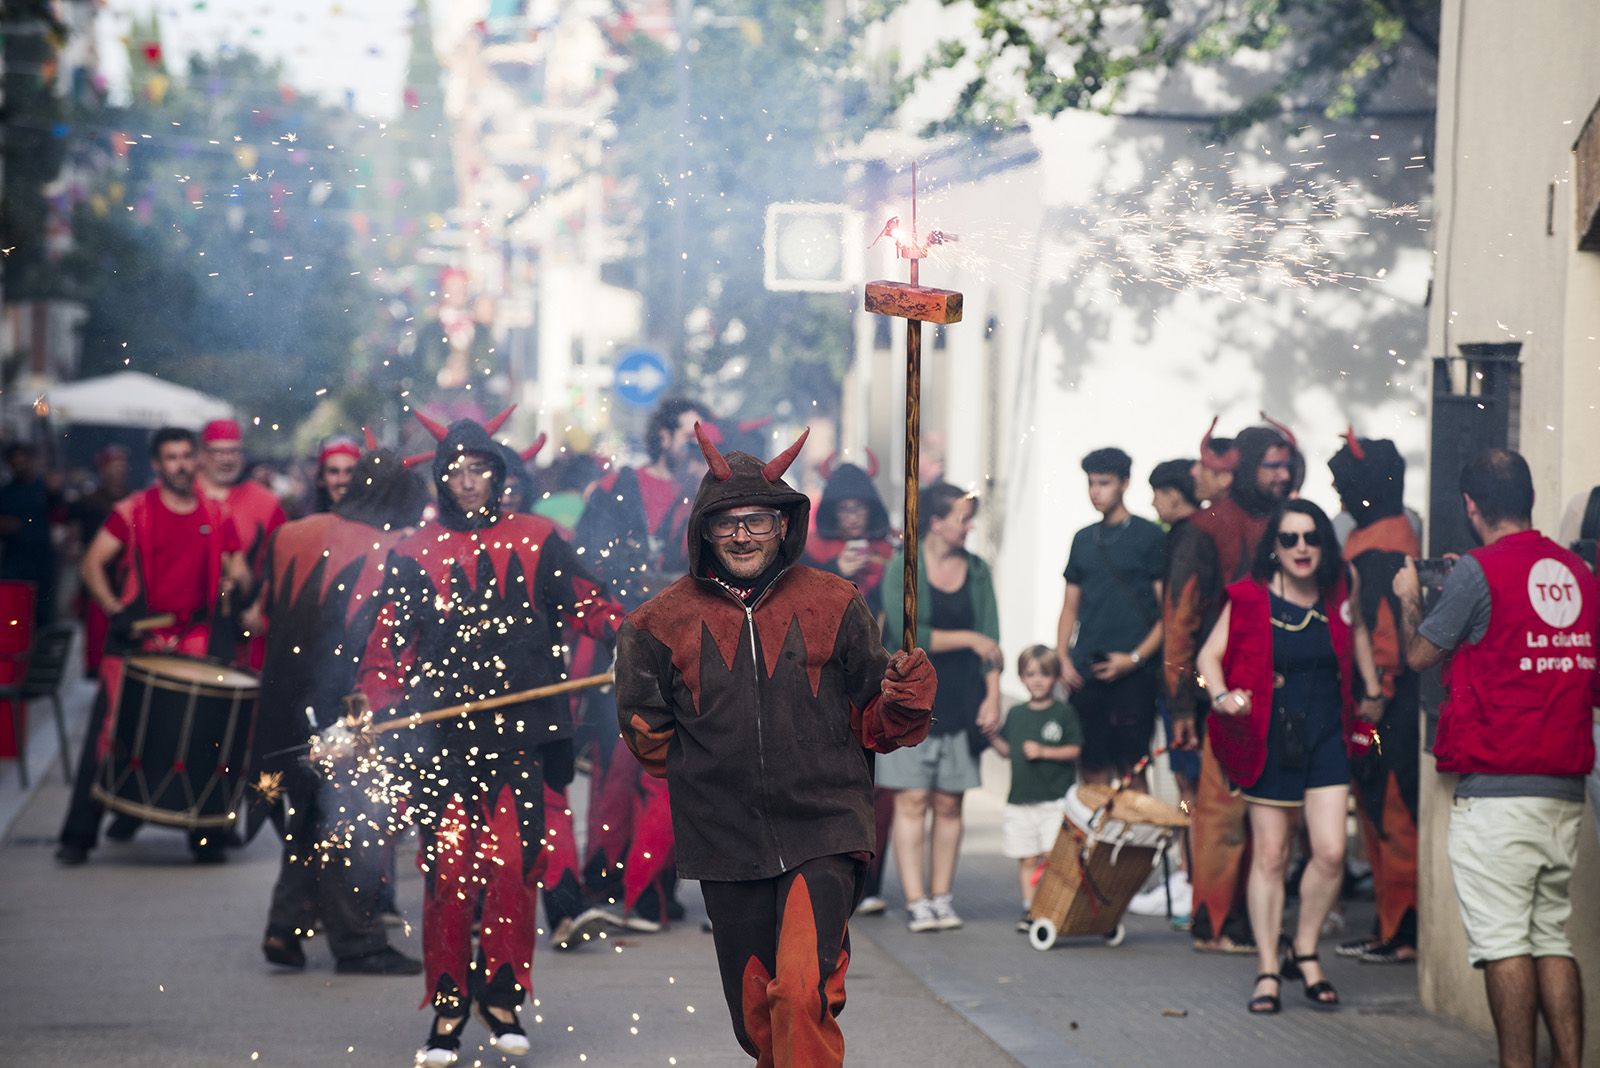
[1041,721,1064,744]
[1528,558,1583,628]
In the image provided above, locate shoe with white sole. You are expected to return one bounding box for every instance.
[414,1013,466,1067]
[854,895,886,916]
[906,898,939,932]
[475,1001,531,1056]
[929,895,963,930]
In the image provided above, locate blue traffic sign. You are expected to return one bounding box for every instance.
[613,348,673,409]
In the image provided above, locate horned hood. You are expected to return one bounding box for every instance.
[816,462,890,541]
[431,419,507,531]
[1329,434,1406,526]
[685,426,811,577]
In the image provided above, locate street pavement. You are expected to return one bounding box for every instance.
[0,694,1497,1067]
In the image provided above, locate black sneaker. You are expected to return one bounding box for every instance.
[55,843,89,866]
[336,946,423,975]
[1016,912,1032,934]
[262,931,306,969]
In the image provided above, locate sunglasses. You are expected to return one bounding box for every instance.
[706,511,782,540]
[1276,530,1322,549]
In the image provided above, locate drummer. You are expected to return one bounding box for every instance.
[197,417,285,669]
[57,426,249,866]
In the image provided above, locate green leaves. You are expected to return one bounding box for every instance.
[914,0,1440,140]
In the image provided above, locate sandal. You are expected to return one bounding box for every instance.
[1248,973,1282,1014]
[1285,950,1340,1009]
[1335,935,1380,959]
[1358,938,1417,965]
[475,1000,531,1056]
[416,1013,468,1068]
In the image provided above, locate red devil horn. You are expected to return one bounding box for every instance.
[819,451,839,481]
[864,448,879,479]
[1199,415,1218,453]
[1259,410,1298,449]
[1344,424,1366,462]
[402,451,434,469]
[411,407,449,442]
[761,427,810,483]
[483,404,517,437]
[695,421,733,482]
[362,426,379,452]
[1199,416,1238,473]
[520,432,548,463]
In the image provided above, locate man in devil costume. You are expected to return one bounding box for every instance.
[1328,428,1421,964]
[358,406,624,1066]
[1164,415,1294,952]
[616,425,937,1066]
[254,440,429,975]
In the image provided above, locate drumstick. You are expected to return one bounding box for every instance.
[368,672,613,734]
[129,613,177,635]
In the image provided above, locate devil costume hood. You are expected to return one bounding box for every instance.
[814,462,890,541]
[614,426,935,881]
[1329,433,1406,527]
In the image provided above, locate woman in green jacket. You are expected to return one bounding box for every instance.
[878,482,1002,932]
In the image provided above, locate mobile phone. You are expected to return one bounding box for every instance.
[845,538,868,553]
[1415,557,1456,592]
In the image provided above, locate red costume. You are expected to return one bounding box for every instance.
[1330,432,1423,956]
[1162,424,1286,947]
[58,486,238,856]
[616,427,936,1066]
[358,411,623,1034]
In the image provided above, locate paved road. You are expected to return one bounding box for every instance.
[0,701,1495,1067]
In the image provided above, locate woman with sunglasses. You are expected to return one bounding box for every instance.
[1196,499,1384,1014]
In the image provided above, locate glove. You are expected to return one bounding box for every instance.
[881,648,937,712]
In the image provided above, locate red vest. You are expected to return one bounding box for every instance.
[1212,577,1355,788]
[1435,530,1599,776]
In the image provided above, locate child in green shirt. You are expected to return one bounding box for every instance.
[989,646,1082,929]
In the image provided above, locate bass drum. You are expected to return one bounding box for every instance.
[93,655,259,829]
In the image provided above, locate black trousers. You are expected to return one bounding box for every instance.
[700,854,863,1067]
[264,769,388,961]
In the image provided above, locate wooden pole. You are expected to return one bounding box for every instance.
[902,316,921,653]
[369,672,614,735]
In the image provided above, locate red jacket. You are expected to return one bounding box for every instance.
[1436,531,1600,776]
[1211,577,1355,788]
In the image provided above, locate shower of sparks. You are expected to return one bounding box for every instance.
[251,769,285,805]
[901,145,1429,310]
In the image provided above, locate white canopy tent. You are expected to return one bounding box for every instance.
[45,371,233,429]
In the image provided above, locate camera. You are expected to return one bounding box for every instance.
[1414,557,1456,593]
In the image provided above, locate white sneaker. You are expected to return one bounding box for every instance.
[855,895,886,916]
[906,898,939,932]
[929,895,963,930]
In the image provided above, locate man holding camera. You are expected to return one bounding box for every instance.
[1395,448,1600,1068]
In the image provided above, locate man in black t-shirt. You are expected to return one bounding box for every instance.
[1055,447,1166,786]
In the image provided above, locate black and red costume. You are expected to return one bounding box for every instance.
[571,448,699,920]
[358,412,623,1017]
[256,448,428,966]
[1162,423,1289,947]
[1329,431,1422,956]
[615,427,936,1066]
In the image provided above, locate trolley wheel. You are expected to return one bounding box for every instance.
[1104,923,1127,948]
[1028,918,1058,951]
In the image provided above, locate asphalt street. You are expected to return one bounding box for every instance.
[0,688,1496,1067]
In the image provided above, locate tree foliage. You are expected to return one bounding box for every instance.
[602,2,886,419]
[916,0,1440,139]
[64,31,449,441]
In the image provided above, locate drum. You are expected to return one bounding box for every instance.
[92,655,259,828]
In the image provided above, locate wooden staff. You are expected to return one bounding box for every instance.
[863,162,964,650]
[346,672,614,736]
